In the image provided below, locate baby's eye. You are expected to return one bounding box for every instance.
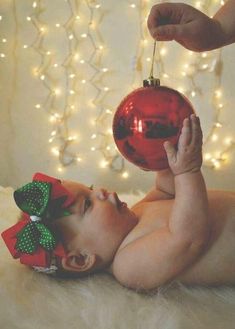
[84,198,92,213]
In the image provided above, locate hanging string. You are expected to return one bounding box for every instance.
[149,40,156,78]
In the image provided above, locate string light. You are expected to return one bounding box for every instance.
[1,0,233,179]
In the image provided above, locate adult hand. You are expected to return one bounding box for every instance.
[147,2,225,52]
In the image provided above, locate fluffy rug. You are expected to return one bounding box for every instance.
[1,186,235,329]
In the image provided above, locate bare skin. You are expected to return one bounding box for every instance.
[56,115,235,291]
[147,1,235,52]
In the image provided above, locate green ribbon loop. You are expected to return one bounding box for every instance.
[14,181,56,254]
[15,222,56,254]
[13,181,72,254]
[14,181,51,217]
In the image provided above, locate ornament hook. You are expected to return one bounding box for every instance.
[143,41,160,87]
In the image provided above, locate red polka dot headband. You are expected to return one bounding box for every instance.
[1,173,75,274]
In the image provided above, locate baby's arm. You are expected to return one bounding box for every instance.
[164,115,210,241]
[155,169,175,197]
[113,115,210,290]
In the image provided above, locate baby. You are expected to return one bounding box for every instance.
[2,114,235,291]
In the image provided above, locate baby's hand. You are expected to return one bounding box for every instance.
[163,114,203,176]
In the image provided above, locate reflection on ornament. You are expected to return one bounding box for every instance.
[113,79,195,171]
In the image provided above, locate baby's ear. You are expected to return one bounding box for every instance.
[61,250,97,273]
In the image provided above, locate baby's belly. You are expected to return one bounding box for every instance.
[177,191,235,286]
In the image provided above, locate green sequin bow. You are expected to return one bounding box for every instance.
[14,181,69,254]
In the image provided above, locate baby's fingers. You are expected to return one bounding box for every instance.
[190,114,203,146]
[163,141,176,163]
[178,117,191,147]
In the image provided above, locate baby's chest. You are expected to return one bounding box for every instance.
[123,200,173,246]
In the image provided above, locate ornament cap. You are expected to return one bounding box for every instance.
[143,76,160,88]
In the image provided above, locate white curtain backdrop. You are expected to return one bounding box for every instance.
[0,0,234,192]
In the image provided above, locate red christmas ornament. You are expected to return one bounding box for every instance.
[113,78,195,171]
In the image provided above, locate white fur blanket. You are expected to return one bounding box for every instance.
[1,186,235,329]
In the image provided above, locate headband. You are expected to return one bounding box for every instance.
[1,173,75,274]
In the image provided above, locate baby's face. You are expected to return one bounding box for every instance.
[57,180,138,266]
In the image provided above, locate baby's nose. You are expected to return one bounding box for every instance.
[95,188,108,200]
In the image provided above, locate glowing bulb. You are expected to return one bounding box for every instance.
[100,160,109,168]
[99,45,104,50]
[53,63,59,68]
[40,75,45,80]
[54,88,61,95]
[0,53,5,58]
[55,23,61,28]
[68,135,77,141]
[215,89,222,98]
[23,45,28,49]
[202,52,208,58]
[160,48,167,56]
[69,73,76,78]
[81,79,86,84]
[146,57,151,62]
[2,38,7,43]
[57,166,64,173]
[80,59,85,64]
[26,16,32,21]
[191,91,196,97]
[32,2,37,8]
[76,157,82,162]
[177,87,184,93]
[104,87,109,91]
[69,90,75,95]
[69,34,74,40]
[102,67,108,72]
[202,64,208,69]
[35,104,41,109]
[130,3,136,8]
[122,171,129,179]
[91,134,97,139]
[46,51,51,55]
[81,33,87,38]
[40,26,46,33]
[215,122,222,128]
[224,137,232,145]
[51,147,59,156]
[214,161,221,169]
[204,153,211,160]
[95,4,101,8]
[211,134,218,142]
[91,147,96,151]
